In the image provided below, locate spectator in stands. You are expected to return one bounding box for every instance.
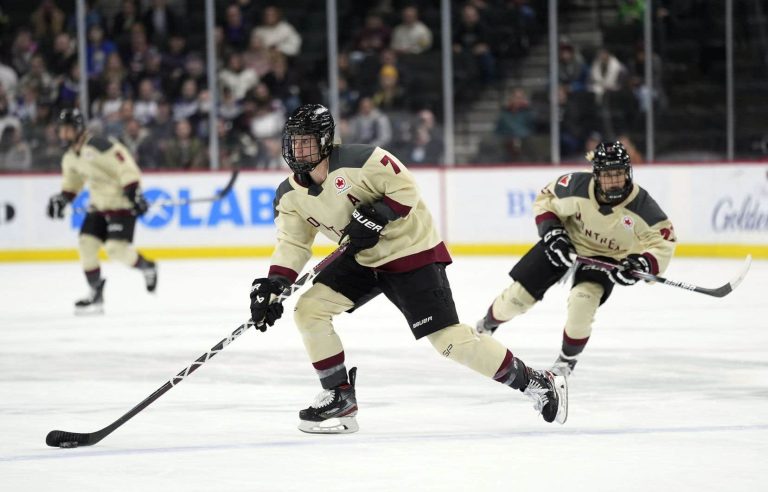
[120,118,147,157]
[34,122,64,170]
[134,78,159,124]
[243,29,273,78]
[405,125,442,165]
[163,118,207,169]
[222,3,251,51]
[87,24,117,79]
[337,75,360,118]
[173,78,201,122]
[0,56,19,99]
[220,51,258,101]
[112,0,141,51]
[260,52,300,114]
[101,52,130,94]
[589,47,626,105]
[142,0,178,47]
[47,32,77,77]
[219,85,242,121]
[31,1,66,44]
[347,97,392,148]
[253,6,302,58]
[56,62,80,108]
[558,40,589,93]
[147,99,174,140]
[103,99,134,138]
[495,88,534,161]
[12,83,40,124]
[91,80,124,121]
[22,99,52,157]
[627,43,665,112]
[19,54,55,102]
[248,83,285,141]
[391,6,433,55]
[372,63,407,111]
[11,28,38,76]
[254,135,284,169]
[453,4,495,83]
[558,84,598,158]
[181,52,207,95]
[352,13,392,58]
[0,126,32,171]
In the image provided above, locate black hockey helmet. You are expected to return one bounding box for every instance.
[281,104,335,174]
[58,108,85,133]
[591,141,633,203]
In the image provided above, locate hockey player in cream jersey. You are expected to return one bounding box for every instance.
[476,141,676,376]
[46,109,157,314]
[249,104,568,433]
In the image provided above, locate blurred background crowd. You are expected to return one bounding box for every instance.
[0,0,766,172]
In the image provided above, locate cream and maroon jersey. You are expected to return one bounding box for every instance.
[533,172,676,275]
[60,135,142,212]
[268,144,451,283]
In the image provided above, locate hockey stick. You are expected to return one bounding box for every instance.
[574,254,752,298]
[45,243,347,449]
[68,170,240,215]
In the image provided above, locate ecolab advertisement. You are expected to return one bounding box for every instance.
[0,164,766,258]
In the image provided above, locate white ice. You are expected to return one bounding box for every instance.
[1,256,766,492]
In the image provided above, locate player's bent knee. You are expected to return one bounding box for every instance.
[294,283,354,332]
[426,323,476,356]
[104,240,138,266]
[495,282,537,320]
[566,282,603,338]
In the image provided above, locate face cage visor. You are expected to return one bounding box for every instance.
[594,165,633,203]
[281,132,329,174]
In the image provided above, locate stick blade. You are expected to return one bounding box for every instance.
[728,254,752,292]
[46,430,93,448]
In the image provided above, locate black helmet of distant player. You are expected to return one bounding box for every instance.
[281,104,335,174]
[592,141,632,203]
[57,108,86,148]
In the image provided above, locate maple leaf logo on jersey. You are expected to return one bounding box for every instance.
[557,174,572,187]
[334,175,351,194]
[622,215,634,229]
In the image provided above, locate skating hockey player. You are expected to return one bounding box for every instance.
[476,141,676,376]
[249,104,567,434]
[46,108,157,314]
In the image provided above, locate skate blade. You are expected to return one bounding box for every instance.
[298,416,359,434]
[74,305,104,316]
[553,375,569,425]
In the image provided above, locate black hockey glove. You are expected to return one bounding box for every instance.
[543,226,574,268]
[339,204,389,253]
[610,254,652,286]
[249,277,290,331]
[46,192,72,219]
[124,183,149,217]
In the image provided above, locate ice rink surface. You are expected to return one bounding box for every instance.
[1,255,766,491]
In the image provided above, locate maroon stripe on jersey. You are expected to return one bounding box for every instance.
[535,211,559,224]
[643,252,660,275]
[375,241,453,273]
[487,304,503,324]
[84,267,100,274]
[312,352,345,371]
[493,350,515,381]
[62,191,76,201]
[563,331,589,346]
[123,181,139,190]
[383,195,412,217]
[269,265,299,283]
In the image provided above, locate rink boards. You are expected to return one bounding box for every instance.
[0,163,765,260]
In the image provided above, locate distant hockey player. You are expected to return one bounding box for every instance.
[249,104,568,433]
[476,141,676,376]
[46,108,157,314]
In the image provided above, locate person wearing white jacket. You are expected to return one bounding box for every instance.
[252,6,302,58]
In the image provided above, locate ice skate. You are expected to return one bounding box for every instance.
[298,367,358,434]
[550,352,578,378]
[142,261,157,292]
[523,369,568,424]
[75,279,105,315]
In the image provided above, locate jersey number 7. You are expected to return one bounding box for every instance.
[380,155,401,174]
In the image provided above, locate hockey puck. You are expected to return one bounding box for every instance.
[59,441,79,448]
